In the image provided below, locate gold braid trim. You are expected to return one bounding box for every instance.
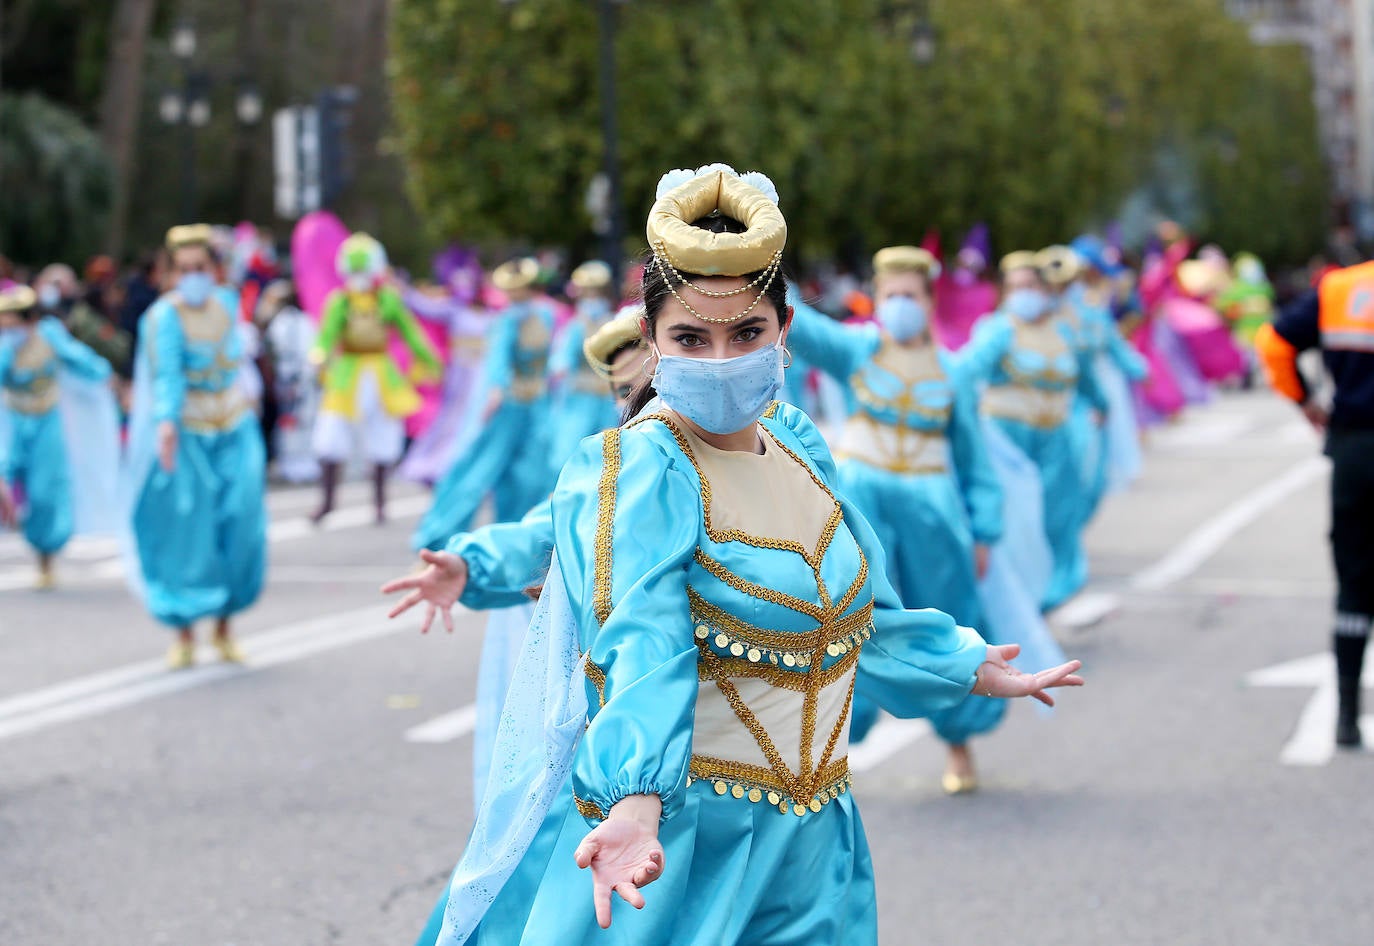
[689,589,874,664]
[592,428,621,626]
[688,756,852,816]
[698,650,806,800]
[762,400,781,419]
[583,659,607,708]
[695,550,826,621]
[814,665,857,778]
[695,646,861,691]
[573,792,606,822]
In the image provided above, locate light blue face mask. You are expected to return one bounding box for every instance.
[876,296,928,342]
[652,340,785,435]
[1005,288,1051,322]
[578,297,612,322]
[178,272,215,308]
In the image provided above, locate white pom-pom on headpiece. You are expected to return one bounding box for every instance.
[653,163,779,206]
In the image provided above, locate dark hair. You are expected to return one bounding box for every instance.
[622,213,790,419]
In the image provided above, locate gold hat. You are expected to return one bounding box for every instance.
[165,223,214,251]
[571,260,613,292]
[491,257,540,292]
[583,308,648,381]
[645,170,787,324]
[999,250,1039,274]
[1035,246,1082,286]
[873,245,941,279]
[0,285,37,313]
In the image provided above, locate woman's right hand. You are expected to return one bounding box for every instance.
[380,550,469,633]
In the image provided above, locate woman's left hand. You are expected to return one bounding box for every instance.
[574,795,664,929]
[975,643,1084,707]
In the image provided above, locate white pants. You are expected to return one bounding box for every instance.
[311,368,405,464]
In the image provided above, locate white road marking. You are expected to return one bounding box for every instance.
[849,716,932,774]
[1148,414,1256,450]
[404,704,479,744]
[1244,652,1373,766]
[1048,591,1120,629]
[0,605,407,742]
[1129,456,1328,593]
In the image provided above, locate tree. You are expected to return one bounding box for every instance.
[0,93,115,265]
[97,0,158,258]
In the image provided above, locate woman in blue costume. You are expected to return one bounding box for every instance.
[386,167,1082,946]
[785,246,1017,794]
[1065,237,1149,514]
[413,258,556,551]
[958,251,1108,611]
[0,284,119,588]
[121,225,267,669]
[547,261,621,476]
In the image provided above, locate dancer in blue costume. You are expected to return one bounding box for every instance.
[785,246,1014,793]
[0,285,119,588]
[122,225,267,669]
[547,261,621,475]
[413,258,556,551]
[958,251,1107,611]
[1066,237,1149,513]
[387,166,1082,946]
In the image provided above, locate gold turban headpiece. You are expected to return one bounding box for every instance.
[999,250,1040,275]
[583,307,648,381]
[0,285,38,314]
[1035,246,1083,287]
[491,257,540,292]
[873,245,941,280]
[646,166,787,324]
[571,260,614,292]
[165,224,214,251]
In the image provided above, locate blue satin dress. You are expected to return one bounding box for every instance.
[414,303,556,551]
[787,302,1007,744]
[957,311,1106,610]
[125,289,267,628]
[435,402,986,946]
[1064,284,1149,517]
[0,319,112,555]
[547,316,620,478]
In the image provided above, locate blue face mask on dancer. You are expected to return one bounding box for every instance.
[652,340,785,435]
[178,271,214,308]
[578,298,612,322]
[1005,288,1051,322]
[876,296,928,342]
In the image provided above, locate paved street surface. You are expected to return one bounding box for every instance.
[2,392,1370,946]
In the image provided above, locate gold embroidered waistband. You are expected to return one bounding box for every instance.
[981,384,1070,429]
[509,375,547,403]
[4,380,58,415]
[688,756,851,816]
[689,590,874,666]
[183,387,248,433]
[834,412,949,475]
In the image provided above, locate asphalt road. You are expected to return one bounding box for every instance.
[1,391,1369,946]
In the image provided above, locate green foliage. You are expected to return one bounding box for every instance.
[0,93,114,267]
[391,0,1329,265]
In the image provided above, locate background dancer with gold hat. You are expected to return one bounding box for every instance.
[120,225,267,669]
[547,260,621,475]
[393,165,1081,946]
[412,257,556,551]
[0,283,120,588]
[309,232,442,525]
[959,250,1108,610]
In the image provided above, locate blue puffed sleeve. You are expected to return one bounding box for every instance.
[483,313,519,393]
[446,498,555,610]
[766,403,987,714]
[941,351,1003,544]
[551,425,702,824]
[38,318,112,381]
[785,290,879,383]
[954,313,1014,385]
[141,300,186,423]
[1100,310,1148,381]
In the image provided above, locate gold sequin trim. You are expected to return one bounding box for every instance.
[592,428,621,627]
[583,658,607,708]
[573,792,606,822]
[687,756,852,816]
[697,645,861,691]
[689,590,874,664]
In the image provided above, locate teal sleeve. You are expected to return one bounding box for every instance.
[39,318,112,381]
[483,315,518,393]
[145,301,186,423]
[946,362,1003,544]
[768,402,986,715]
[552,427,701,824]
[446,499,555,610]
[1103,313,1148,381]
[954,314,1013,385]
[785,295,878,383]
